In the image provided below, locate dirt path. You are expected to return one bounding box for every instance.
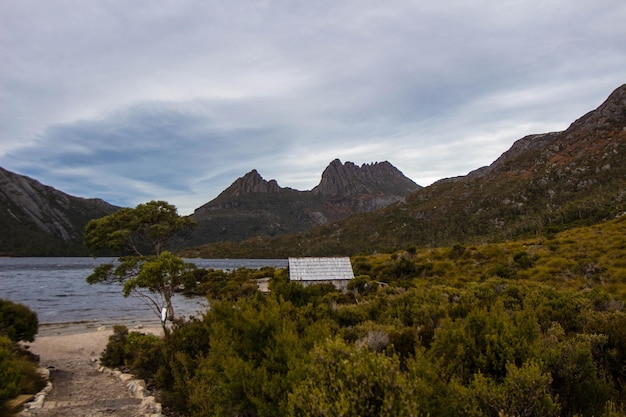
[20,329,162,417]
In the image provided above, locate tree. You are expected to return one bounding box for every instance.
[84,200,194,257]
[84,201,196,334]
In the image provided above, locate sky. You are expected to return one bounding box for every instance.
[1,1,625,215]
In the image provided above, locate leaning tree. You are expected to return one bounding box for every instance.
[84,200,196,334]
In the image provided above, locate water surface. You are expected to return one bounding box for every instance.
[0,257,287,334]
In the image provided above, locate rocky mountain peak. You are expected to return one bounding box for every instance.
[188,159,420,244]
[567,84,626,133]
[464,84,626,181]
[312,159,419,197]
[220,169,282,198]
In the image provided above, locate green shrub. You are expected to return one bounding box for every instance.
[0,335,45,416]
[288,338,422,417]
[124,332,164,380]
[100,325,164,380]
[0,299,38,343]
[100,325,129,368]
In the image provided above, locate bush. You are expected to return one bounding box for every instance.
[100,325,129,368]
[0,335,45,416]
[100,325,164,380]
[0,299,38,343]
[288,338,422,417]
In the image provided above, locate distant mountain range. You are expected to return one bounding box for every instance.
[184,160,420,247]
[0,160,419,256]
[2,84,625,257]
[186,84,626,257]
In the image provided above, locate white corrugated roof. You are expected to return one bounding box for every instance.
[288,257,354,282]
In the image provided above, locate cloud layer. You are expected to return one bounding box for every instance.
[1,1,625,213]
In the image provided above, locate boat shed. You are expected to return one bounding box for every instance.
[288,257,355,291]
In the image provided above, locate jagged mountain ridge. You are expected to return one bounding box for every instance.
[0,167,120,256]
[185,160,420,246]
[5,84,625,257]
[312,160,419,197]
[186,84,626,258]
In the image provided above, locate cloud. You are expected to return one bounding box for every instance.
[1,0,625,214]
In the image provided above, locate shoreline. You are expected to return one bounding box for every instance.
[27,325,164,362]
[37,318,166,337]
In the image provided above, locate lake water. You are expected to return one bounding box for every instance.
[0,257,287,335]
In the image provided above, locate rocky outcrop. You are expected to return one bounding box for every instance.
[186,160,420,247]
[568,83,626,133]
[312,159,419,197]
[466,84,626,181]
[218,170,282,198]
[0,167,119,255]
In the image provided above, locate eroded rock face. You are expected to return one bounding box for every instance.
[568,84,626,133]
[0,167,119,255]
[312,159,419,197]
[1,168,76,240]
[464,84,626,182]
[188,159,421,246]
[219,170,282,198]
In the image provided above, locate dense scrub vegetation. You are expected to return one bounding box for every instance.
[106,215,626,416]
[0,299,45,416]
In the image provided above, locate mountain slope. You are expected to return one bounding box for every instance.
[0,167,120,256]
[185,84,626,258]
[185,160,420,247]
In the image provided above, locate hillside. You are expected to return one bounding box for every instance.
[0,167,119,256]
[109,214,626,417]
[185,84,626,258]
[184,159,420,247]
[354,212,626,291]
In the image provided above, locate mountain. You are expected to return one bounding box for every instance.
[184,160,420,247]
[0,167,120,256]
[184,84,626,258]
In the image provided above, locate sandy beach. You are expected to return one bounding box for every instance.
[28,324,163,361]
[36,319,165,337]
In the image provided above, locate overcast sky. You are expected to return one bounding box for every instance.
[1,1,625,214]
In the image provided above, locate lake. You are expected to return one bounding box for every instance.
[0,257,287,335]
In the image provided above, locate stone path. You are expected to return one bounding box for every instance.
[18,329,162,417]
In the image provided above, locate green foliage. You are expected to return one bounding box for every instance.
[0,335,45,416]
[270,274,338,307]
[347,274,379,295]
[100,325,164,380]
[430,301,521,382]
[288,337,422,417]
[543,333,616,416]
[100,325,130,367]
[84,200,195,257]
[190,266,279,300]
[470,361,560,417]
[97,218,626,416]
[187,296,318,417]
[85,201,196,333]
[0,299,38,343]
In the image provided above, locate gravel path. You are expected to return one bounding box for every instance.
[19,329,162,417]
